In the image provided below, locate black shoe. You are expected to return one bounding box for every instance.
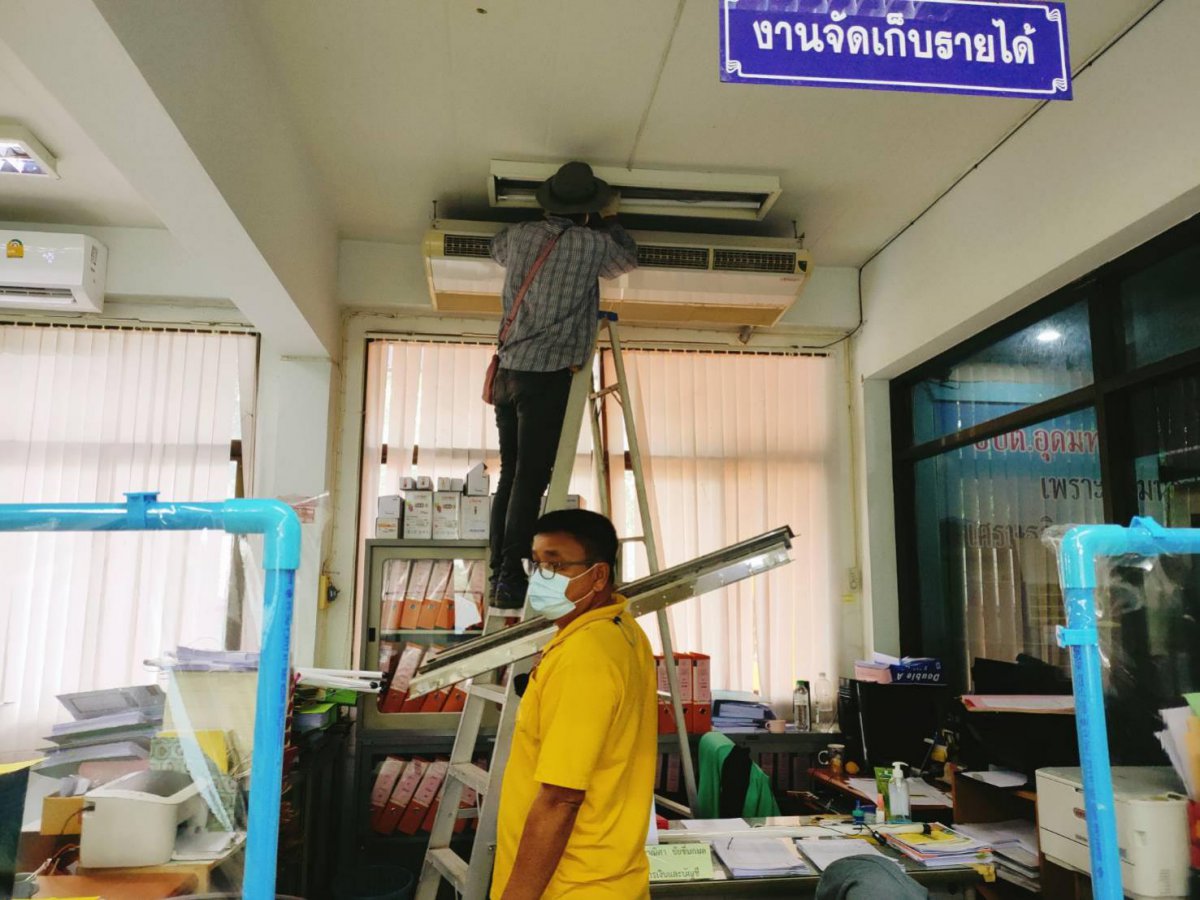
[493,578,528,610]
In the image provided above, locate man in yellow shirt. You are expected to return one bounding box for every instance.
[492,509,658,899]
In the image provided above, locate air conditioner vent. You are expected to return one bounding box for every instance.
[444,234,492,258]
[637,245,710,270]
[712,249,797,274]
[0,285,74,300]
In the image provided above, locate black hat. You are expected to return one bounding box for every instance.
[535,161,614,215]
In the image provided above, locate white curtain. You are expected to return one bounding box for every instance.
[605,350,838,710]
[356,342,839,708]
[0,326,255,754]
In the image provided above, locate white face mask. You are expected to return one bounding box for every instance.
[526,564,599,621]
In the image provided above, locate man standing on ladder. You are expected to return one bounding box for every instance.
[487,161,638,609]
[490,509,657,900]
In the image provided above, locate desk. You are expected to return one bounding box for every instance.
[33,872,197,898]
[75,838,245,893]
[807,769,953,823]
[649,815,986,898]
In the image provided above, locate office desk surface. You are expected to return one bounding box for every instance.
[649,815,987,898]
[808,768,953,814]
[33,871,197,898]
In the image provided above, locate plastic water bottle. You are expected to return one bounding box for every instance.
[792,679,811,731]
[814,672,836,732]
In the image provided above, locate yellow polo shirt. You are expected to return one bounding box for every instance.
[491,598,657,899]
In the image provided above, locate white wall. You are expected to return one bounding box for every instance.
[852,0,1200,652]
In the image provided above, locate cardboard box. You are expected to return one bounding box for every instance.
[40,794,85,836]
[368,757,406,824]
[398,760,449,834]
[437,477,465,493]
[465,463,489,497]
[373,757,428,834]
[403,491,434,539]
[377,494,404,517]
[375,517,400,540]
[433,491,461,541]
[690,653,712,703]
[538,493,585,515]
[401,477,418,491]
[416,475,434,491]
[460,495,490,540]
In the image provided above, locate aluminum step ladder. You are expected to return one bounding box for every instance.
[413,314,794,900]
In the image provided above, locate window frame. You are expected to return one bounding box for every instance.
[891,212,1200,657]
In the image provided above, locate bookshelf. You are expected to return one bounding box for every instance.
[360,539,492,733]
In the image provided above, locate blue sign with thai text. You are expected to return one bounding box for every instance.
[720,0,1072,100]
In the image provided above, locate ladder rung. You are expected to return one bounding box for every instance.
[449,762,491,795]
[426,847,469,890]
[468,682,507,704]
[657,690,673,700]
[618,536,645,544]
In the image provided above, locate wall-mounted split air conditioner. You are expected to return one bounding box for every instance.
[0,231,107,313]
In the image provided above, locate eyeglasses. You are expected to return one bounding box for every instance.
[523,559,595,580]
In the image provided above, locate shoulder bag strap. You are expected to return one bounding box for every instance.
[497,230,562,348]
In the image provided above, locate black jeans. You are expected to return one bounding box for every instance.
[489,367,573,583]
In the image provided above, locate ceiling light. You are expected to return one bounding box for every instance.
[489,160,782,221]
[1036,328,1063,343]
[0,124,58,179]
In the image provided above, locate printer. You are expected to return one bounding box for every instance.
[80,770,209,867]
[1036,766,1190,899]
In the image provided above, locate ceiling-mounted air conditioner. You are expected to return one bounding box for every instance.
[489,160,782,222]
[422,219,811,328]
[0,231,107,313]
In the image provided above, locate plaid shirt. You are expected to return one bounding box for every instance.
[490,216,638,372]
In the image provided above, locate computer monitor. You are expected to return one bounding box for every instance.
[838,678,952,772]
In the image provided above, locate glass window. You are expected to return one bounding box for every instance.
[1122,243,1200,370]
[910,301,1093,445]
[914,408,1102,688]
[1131,371,1200,526]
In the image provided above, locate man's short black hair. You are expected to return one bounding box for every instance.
[533,509,619,583]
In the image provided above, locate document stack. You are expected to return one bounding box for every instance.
[711,836,815,878]
[36,685,165,777]
[881,823,993,869]
[956,819,1040,891]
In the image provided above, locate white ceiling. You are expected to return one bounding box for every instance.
[244,0,1157,265]
[0,0,1160,269]
[0,41,159,228]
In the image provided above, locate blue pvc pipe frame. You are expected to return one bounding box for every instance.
[0,492,300,900]
[1055,516,1200,900]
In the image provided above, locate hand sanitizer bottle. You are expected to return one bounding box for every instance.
[888,761,910,823]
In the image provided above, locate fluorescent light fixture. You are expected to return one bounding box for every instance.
[489,160,782,221]
[0,124,58,178]
[1036,328,1064,343]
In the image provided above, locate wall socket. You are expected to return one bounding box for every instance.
[848,567,862,591]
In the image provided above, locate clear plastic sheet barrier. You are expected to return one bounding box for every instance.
[1042,517,1200,900]
[0,493,300,900]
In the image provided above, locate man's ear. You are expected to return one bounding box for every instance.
[595,562,612,590]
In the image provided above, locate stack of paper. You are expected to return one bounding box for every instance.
[796,837,891,872]
[1156,699,1200,800]
[36,685,164,776]
[882,823,993,869]
[711,836,814,878]
[956,819,1040,890]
